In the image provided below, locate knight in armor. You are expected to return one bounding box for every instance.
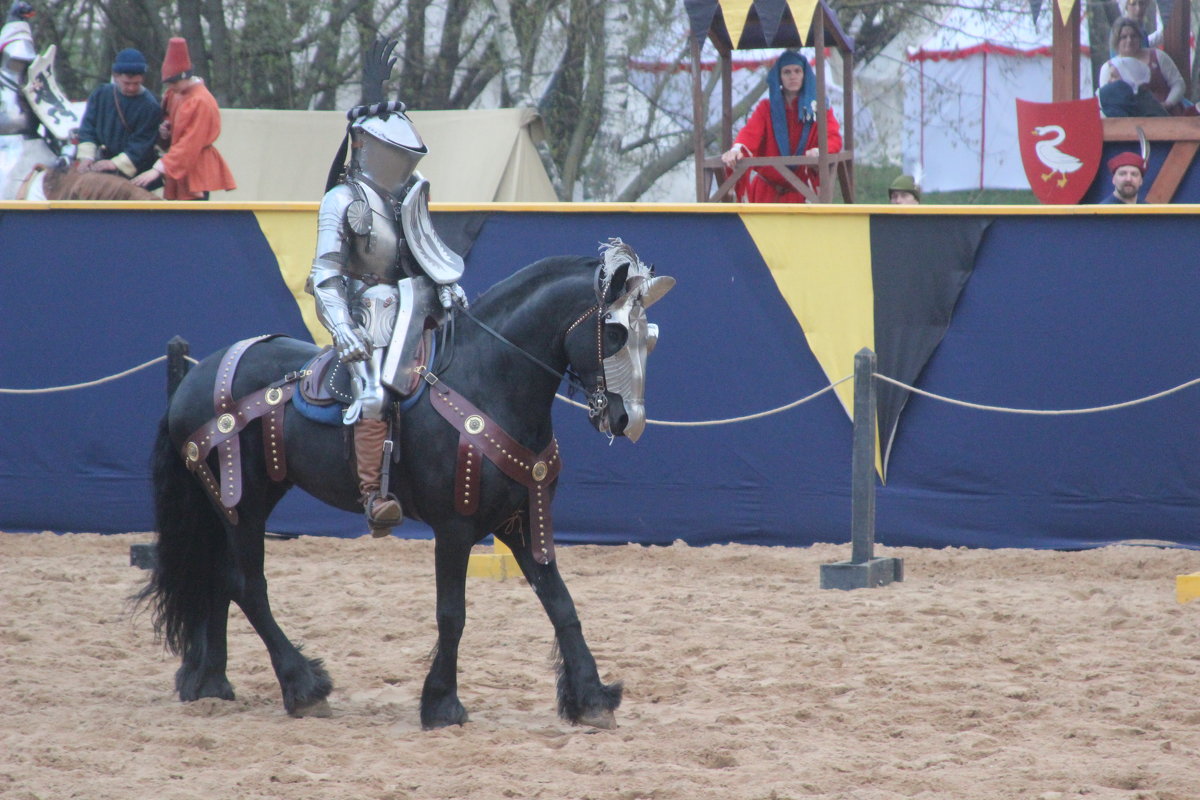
[0,1,51,199]
[306,38,466,535]
[0,2,38,139]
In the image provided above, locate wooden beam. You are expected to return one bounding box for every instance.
[842,48,855,203]
[721,53,732,152]
[1103,117,1200,141]
[1163,0,1191,98]
[1146,141,1199,203]
[1052,0,1081,102]
[814,8,829,202]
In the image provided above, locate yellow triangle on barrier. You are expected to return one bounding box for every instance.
[253,210,329,347]
[1055,0,1077,21]
[1175,572,1200,603]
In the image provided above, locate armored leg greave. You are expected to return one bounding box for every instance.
[354,417,402,536]
[342,349,388,424]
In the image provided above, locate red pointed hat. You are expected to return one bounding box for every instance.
[162,37,192,82]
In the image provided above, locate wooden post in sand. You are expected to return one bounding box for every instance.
[820,348,903,590]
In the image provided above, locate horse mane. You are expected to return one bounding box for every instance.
[469,255,599,321]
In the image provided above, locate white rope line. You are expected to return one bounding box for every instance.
[873,372,1200,415]
[555,374,854,426]
[0,354,200,395]
[4,354,1193,421]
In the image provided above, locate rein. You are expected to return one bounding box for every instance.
[458,261,616,423]
[458,304,606,413]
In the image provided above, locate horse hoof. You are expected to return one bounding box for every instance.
[290,698,333,718]
[577,709,617,730]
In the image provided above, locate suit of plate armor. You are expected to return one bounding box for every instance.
[306,102,465,534]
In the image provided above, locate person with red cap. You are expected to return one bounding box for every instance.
[131,37,234,199]
[1101,151,1145,204]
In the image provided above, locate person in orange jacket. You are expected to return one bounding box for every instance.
[132,37,235,199]
[719,50,841,203]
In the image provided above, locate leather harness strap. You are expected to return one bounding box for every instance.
[181,335,295,522]
[429,381,562,565]
[213,335,272,509]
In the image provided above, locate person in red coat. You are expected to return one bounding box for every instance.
[720,50,842,203]
[132,37,235,200]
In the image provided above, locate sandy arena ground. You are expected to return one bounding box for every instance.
[2,531,1199,800]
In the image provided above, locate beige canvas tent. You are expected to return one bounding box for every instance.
[216,107,557,202]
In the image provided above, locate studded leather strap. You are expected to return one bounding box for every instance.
[181,335,293,521]
[182,381,296,518]
[430,382,562,564]
[212,336,273,508]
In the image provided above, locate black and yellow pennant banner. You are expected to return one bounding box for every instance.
[740,212,992,478]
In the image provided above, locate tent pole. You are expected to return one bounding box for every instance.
[691,35,705,202]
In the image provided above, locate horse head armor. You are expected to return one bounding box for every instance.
[587,239,675,443]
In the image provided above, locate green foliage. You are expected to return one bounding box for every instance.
[850,164,1039,205]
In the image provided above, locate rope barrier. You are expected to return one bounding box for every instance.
[0,354,200,395]
[873,372,1200,415]
[3,354,1195,422]
[555,374,854,426]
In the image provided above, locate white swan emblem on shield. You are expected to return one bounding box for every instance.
[1032,125,1084,188]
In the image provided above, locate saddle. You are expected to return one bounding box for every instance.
[182,332,439,523]
[299,347,355,406]
[292,330,437,425]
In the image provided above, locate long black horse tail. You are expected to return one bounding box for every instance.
[135,414,230,661]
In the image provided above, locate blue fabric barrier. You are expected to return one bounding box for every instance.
[0,207,1195,550]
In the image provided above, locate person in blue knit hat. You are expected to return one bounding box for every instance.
[75,47,162,182]
[719,50,842,203]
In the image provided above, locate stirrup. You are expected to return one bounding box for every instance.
[365,490,402,537]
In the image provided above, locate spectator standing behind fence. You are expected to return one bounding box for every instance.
[1101,152,1145,204]
[75,49,161,183]
[720,49,841,203]
[1098,19,1194,116]
[131,37,234,199]
[888,174,921,204]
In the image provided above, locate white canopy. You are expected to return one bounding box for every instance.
[902,2,1092,193]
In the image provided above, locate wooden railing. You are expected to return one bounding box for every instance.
[701,151,855,204]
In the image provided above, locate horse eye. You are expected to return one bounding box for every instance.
[603,324,627,355]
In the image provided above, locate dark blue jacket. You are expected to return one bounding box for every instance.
[78,83,162,175]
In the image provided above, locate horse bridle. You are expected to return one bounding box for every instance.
[457,265,612,422]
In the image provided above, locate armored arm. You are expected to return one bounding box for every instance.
[306,185,370,361]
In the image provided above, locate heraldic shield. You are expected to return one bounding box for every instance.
[1017,97,1102,204]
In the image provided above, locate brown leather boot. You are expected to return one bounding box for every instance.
[354,418,402,536]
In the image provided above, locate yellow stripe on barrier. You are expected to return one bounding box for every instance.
[1175,573,1200,603]
[467,538,519,580]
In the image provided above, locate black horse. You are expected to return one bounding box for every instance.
[138,242,674,729]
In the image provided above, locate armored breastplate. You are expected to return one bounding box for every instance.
[346,181,403,283]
